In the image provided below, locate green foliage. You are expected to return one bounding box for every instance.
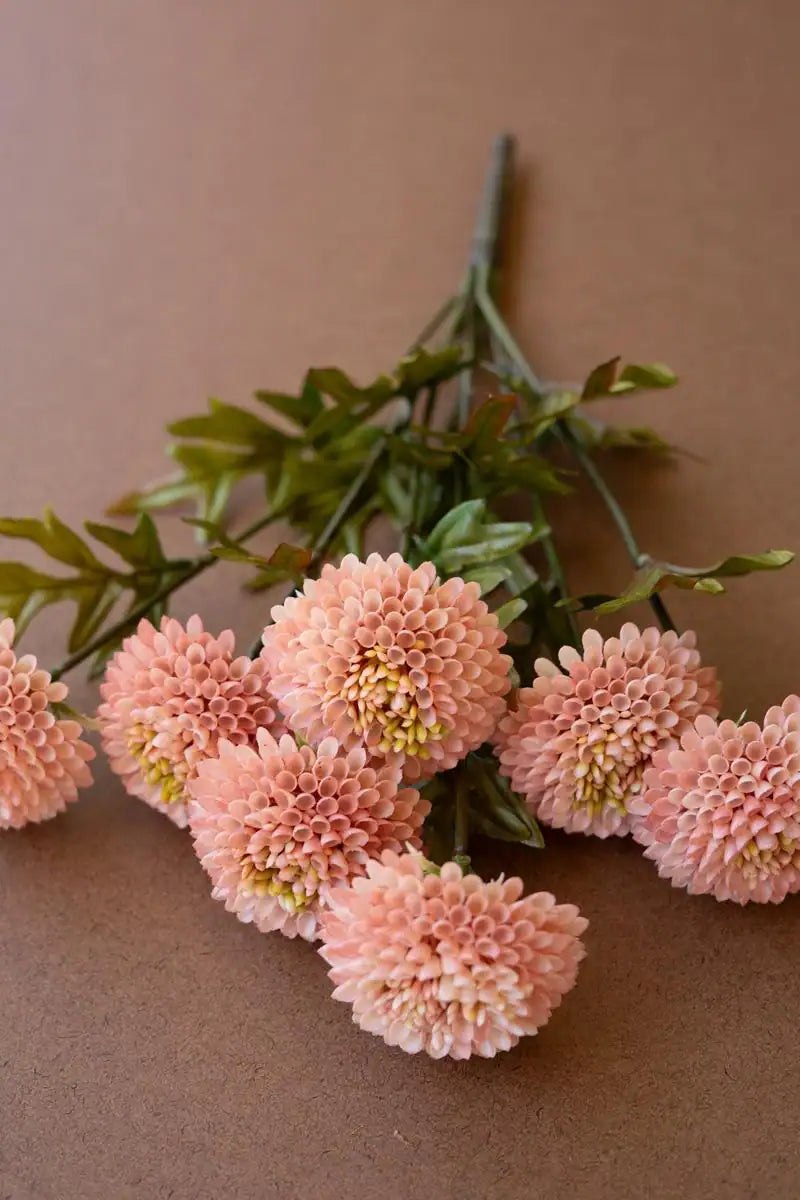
[0,510,178,655]
[564,550,795,616]
[415,499,546,582]
[581,357,678,400]
[422,754,544,862]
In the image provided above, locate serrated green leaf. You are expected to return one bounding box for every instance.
[168,399,277,446]
[254,384,323,427]
[85,514,165,570]
[394,346,464,393]
[0,510,105,573]
[593,550,794,615]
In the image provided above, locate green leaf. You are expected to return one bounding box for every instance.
[691,577,724,594]
[466,756,544,849]
[437,521,545,574]
[245,542,313,591]
[613,362,677,391]
[254,382,324,427]
[425,501,486,555]
[581,357,620,400]
[593,550,794,615]
[0,510,105,572]
[494,597,528,628]
[85,514,165,570]
[168,399,277,446]
[464,395,517,442]
[68,579,123,653]
[106,477,201,516]
[462,565,512,595]
[581,358,678,401]
[394,346,465,393]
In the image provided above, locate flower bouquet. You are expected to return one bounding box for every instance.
[2,136,794,1060]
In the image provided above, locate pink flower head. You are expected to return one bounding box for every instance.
[261,553,512,782]
[0,619,94,829]
[495,624,719,838]
[188,730,430,941]
[319,851,588,1059]
[631,698,800,904]
[98,614,281,827]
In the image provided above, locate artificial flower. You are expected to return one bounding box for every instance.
[188,730,429,940]
[261,552,511,782]
[318,851,587,1059]
[0,619,94,829]
[631,700,800,903]
[98,614,280,827]
[495,624,719,837]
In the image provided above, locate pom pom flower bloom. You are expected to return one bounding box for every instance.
[98,615,280,827]
[188,730,430,941]
[0,619,94,829]
[631,700,800,904]
[319,852,588,1059]
[261,552,512,782]
[495,624,719,837]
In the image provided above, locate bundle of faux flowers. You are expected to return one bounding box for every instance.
[2,136,796,1060]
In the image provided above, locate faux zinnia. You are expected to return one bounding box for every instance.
[0,619,94,830]
[98,614,280,827]
[631,700,800,904]
[495,624,719,838]
[319,851,588,1059]
[261,552,512,782]
[188,730,430,940]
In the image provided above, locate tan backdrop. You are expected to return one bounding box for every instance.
[1,3,799,1198]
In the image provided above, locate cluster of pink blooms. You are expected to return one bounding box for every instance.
[4,553,800,1058]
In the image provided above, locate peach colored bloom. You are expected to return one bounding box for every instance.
[261,553,512,782]
[0,619,94,830]
[188,730,429,940]
[631,700,800,903]
[98,614,280,827]
[319,851,588,1059]
[495,624,719,838]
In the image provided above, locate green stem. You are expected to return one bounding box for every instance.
[51,509,280,679]
[477,279,677,634]
[403,385,440,557]
[558,422,676,632]
[453,777,470,864]
[531,491,581,647]
[246,433,391,658]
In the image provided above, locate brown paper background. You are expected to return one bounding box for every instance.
[2,3,800,1198]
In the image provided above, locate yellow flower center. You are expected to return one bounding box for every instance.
[239,857,317,914]
[734,832,800,878]
[572,730,646,816]
[333,644,443,758]
[128,723,186,806]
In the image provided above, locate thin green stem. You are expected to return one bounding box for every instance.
[246,433,391,658]
[403,386,440,557]
[453,777,470,864]
[531,491,581,647]
[478,280,678,634]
